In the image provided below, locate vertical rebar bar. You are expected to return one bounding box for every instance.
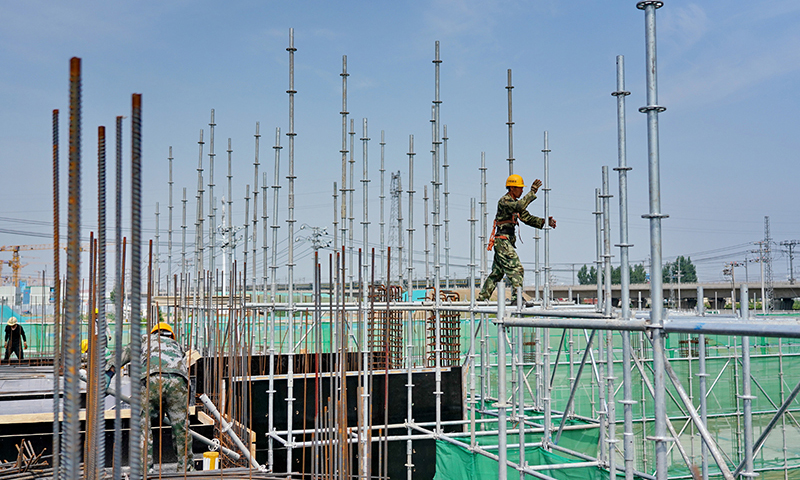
[637,2,668,478]
[63,57,82,480]
[285,28,297,472]
[113,115,124,480]
[96,124,108,479]
[613,53,636,480]
[51,107,61,480]
[129,92,144,480]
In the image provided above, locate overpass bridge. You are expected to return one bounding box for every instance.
[524,281,800,310]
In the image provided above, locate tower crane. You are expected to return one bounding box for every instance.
[0,243,90,288]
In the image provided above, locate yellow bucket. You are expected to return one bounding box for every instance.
[203,451,219,470]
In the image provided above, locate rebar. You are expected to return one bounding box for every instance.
[94,124,108,480]
[113,114,124,480]
[63,57,82,480]
[50,107,61,480]
[129,92,144,479]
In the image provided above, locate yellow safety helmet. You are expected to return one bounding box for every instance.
[506,174,525,188]
[151,322,175,339]
[81,339,89,354]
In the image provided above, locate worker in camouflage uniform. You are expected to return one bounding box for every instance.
[477,174,556,305]
[107,322,194,472]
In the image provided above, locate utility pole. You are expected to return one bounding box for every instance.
[780,240,799,284]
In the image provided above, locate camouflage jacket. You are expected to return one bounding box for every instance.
[112,332,189,383]
[494,190,545,247]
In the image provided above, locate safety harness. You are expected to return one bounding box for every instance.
[487,212,520,251]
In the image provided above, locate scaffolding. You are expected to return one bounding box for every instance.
[4,4,799,480]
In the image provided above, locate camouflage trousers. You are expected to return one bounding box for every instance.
[140,374,193,471]
[478,238,524,301]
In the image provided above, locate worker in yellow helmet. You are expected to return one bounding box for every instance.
[107,321,194,472]
[477,174,556,305]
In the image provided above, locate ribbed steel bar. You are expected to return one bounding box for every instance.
[113,115,124,480]
[50,107,61,480]
[543,131,551,308]
[129,92,144,479]
[613,53,636,480]
[285,28,297,472]
[63,57,82,480]
[95,124,108,479]
[406,135,416,480]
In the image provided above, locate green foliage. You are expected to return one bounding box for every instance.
[630,264,647,283]
[793,300,800,310]
[577,265,597,285]
[663,256,698,284]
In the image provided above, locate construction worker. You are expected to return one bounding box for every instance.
[4,317,27,361]
[477,174,556,305]
[107,322,194,472]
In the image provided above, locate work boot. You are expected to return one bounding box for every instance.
[476,292,489,302]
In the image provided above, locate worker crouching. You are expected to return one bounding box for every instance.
[107,322,194,472]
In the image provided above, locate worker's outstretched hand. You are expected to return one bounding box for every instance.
[548,216,557,229]
[531,179,543,194]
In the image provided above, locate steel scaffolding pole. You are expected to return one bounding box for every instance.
[208,109,216,288]
[406,134,416,480]
[543,132,551,308]
[594,189,602,311]
[613,53,636,480]
[285,28,297,472]
[637,2,668,478]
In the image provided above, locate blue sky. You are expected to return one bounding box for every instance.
[0,0,798,286]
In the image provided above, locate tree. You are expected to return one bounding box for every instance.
[577,265,597,285]
[663,256,698,283]
[630,263,647,283]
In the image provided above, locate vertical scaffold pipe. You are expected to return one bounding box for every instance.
[253,123,260,291]
[506,69,514,175]
[443,125,450,289]
[594,189,603,311]
[340,56,349,256]
[432,40,443,435]
[468,198,477,449]
[50,108,61,480]
[168,147,174,319]
[96,125,108,479]
[380,131,386,281]
[424,185,430,287]
[155,204,160,296]
[361,119,370,287]
[285,28,297,473]
[349,119,355,293]
[601,166,612,316]
[267,126,281,470]
[63,57,82,480]
[479,153,488,409]
[262,172,268,309]
[497,280,508,480]
[697,306,709,480]
[613,53,636,480]
[113,115,124,480]
[637,2,668,479]
[208,110,216,283]
[194,129,205,345]
[406,135,416,480]
[227,138,233,294]
[740,284,754,477]
[129,92,144,480]
[543,132,551,308]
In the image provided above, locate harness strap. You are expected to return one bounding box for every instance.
[487,212,520,251]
